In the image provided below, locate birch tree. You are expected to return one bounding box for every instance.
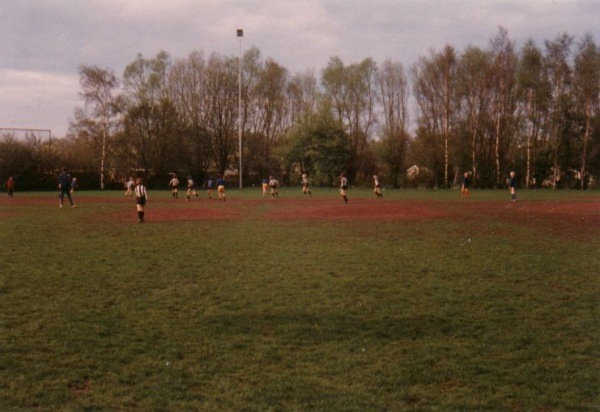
[76,65,121,189]
[412,45,459,187]
[516,39,550,188]
[489,28,518,186]
[544,33,574,188]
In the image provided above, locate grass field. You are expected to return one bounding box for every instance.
[1,187,599,410]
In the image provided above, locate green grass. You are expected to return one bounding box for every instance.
[1,188,599,410]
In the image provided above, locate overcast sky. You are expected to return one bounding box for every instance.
[1,0,599,137]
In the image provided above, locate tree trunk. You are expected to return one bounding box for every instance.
[581,102,591,190]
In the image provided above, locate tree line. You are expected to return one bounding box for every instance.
[1,28,599,190]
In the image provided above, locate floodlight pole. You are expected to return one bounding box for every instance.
[237,28,243,189]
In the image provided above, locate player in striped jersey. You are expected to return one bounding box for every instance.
[135,178,148,223]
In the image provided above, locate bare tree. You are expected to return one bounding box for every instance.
[573,34,600,190]
[287,69,318,124]
[203,53,239,177]
[322,57,378,181]
[412,45,459,187]
[516,39,549,188]
[457,46,492,185]
[377,59,409,186]
[168,51,213,177]
[122,52,180,178]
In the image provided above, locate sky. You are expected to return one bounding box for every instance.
[1,0,599,138]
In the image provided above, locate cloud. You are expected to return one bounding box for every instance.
[1,0,599,136]
[0,69,79,134]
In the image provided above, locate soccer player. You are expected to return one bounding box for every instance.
[70,177,78,194]
[217,176,226,201]
[169,174,180,199]
[57,168,76,208]
[6,176,14,197]
[508,171,517,202]
[301,173,312,197]
[186,175,199,201]
[339,173,349,203]
[206,178,214,199]
[269,176,279,198]
[135,177,148,222]
[461,172,471,198]
[373,175,383,198]
[261,178,269,198]
[125,177,135,197]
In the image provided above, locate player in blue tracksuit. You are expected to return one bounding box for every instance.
[57,168,76,208]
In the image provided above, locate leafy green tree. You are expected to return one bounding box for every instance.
[281,103,351,186]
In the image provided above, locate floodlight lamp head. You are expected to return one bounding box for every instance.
[237,29,243,37]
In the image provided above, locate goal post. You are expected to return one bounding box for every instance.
[0,128,52,141]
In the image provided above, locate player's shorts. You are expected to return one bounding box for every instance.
[218,185,225,193]
[136,196,146,206]
[262,183,269,191]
